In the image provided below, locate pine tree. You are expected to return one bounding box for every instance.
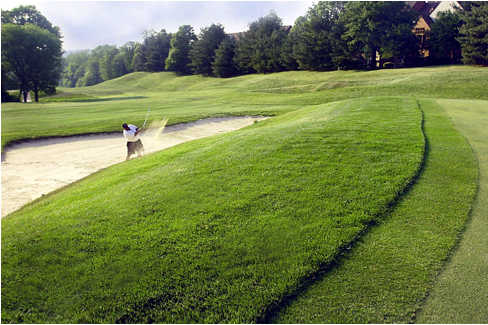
[132,44,147,72]
[429,11,463,64]
[165,25,196,75]
[458,2,488,65]
[190,24,227,76]
[212,37,238,78]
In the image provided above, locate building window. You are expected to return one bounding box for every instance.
[415,27,425,35]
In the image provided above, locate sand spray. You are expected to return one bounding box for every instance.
[142,118,169,139]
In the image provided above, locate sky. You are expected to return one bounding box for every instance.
[1,1,315,52]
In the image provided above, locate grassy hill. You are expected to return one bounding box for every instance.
[2,65,486,323]
[2,65,488,149]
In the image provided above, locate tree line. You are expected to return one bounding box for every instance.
[2,2,488,101]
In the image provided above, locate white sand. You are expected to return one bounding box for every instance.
[1,116,266,217]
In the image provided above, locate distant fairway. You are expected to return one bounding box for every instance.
[1,66,486,323]
[2,65,488,150]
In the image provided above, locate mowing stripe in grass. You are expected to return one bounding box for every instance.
[2,97,424,323]
[417,99,488,323]
[273,98,477,323]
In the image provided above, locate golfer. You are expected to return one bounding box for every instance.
[122,123,144,160]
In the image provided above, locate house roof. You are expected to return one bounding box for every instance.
[407,1,464,27]
[407,1,441,27]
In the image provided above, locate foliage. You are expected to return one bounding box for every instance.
[60,50,90,87]
[165,25,197,75]
[458,2,488,65]
[132,43,147,72]
[144,29,171,72]
[190,24,227,76]
[1,23,62,102]
[343,1,419,69]
[234,12,288,74]
[1,5,63,102]
[82,59,103,86]
[99,45,119,81]
[291,2,346,71]
[429,11,463,64]
[212,36,239,78]
[1,5,61,37]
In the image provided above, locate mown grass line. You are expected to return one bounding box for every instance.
[417,99,488,323]
[273,99,478,323]
[2,97,424,323]
[258,101,427,323]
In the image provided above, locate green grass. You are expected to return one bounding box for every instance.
[1,97,425,323]
[2,65,488,149]
[1,66,485,323]
[417,99,488,323]
[273,99,478,323]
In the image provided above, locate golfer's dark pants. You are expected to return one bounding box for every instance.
[127,139,144,156]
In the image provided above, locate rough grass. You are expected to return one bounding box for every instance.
[1,97,425,323]
[417,99,488,323]
[273,99,478,323]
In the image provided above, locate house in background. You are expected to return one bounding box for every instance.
[407,1,463,57]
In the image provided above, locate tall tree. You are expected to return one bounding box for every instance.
[165,25,197,75]
[234,12,288,73]
[291,2,346,71]
[458,2,488,65]
[1,5,63,101]
[120,41,138,72]
[343,1,418,69]
[190,24,227,76]
[1,5,61,37]
[112,51,129,78]
[99,46,119,81]
[233,31,255,75]
[212,36,238,78]
[144,29,171,72]
[429,11,463,64]
[1,60,19,102]
[132,43,147,72]
[82,59,103,86]
[60,50,90,87]
[2,23,62,102]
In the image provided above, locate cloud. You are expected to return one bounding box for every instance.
[2,1,314,51]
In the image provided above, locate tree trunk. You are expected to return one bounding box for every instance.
[369,48,377,70]
[23,90,28,103]
[34,90,39,102]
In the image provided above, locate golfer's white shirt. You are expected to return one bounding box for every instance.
[123,124,140,142]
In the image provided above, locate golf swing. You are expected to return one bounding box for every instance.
[122,108,150,161]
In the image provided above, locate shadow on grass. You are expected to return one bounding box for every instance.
[43,96,148,103]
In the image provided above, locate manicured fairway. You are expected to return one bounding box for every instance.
[417,99,488,323]
[273,99,477,323]
[2,97,424,323]
[2,66,488,150]
[1,66,486,323]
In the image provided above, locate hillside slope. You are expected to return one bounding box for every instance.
[2,97,424,323]
[3,66,488,149]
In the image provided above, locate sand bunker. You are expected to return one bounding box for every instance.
[1,116,266,217]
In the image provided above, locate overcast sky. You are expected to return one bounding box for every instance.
[2,1,314,52]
